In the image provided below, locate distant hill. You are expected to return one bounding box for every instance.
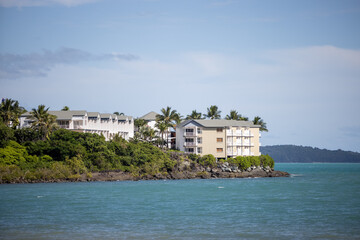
[260,145,360,163]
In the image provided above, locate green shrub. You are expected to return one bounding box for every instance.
[198,154,216,167]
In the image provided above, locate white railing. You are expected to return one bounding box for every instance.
[226,130,242,136]
[184,142,198,147]
[59,125,69,129]
[184,131,197,137]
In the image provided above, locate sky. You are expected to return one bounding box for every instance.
[0,0,359,152]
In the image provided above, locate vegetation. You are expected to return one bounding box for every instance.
[252,116,268,132]
[261,145,360,163]
[204,105,221,119]
[225,110,249,121]
[186,110,204,120]
[61,106,69,111]
[0,98,26,128]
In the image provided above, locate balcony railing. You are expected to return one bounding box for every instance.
[226,130,242,136]
[184,131,197,137]
[184,142,198,147]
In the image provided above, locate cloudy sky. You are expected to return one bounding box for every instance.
[1,0,359,152]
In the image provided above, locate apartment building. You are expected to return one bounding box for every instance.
[176,119,261,158]
[138,111,176,148]
[19,110,134,141]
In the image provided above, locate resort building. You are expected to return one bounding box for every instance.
[19,111,134,141]
[138,111,176,148]
[176,119,261,158]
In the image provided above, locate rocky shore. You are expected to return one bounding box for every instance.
[8,160,289,184]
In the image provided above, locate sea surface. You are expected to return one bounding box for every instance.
[1,163,360,240]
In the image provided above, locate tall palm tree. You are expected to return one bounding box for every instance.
[204,105,221,119]
[156,106,180,148]
[186,110,204,120]
[31,105,58,139]
[0,98,26,128]
[252,116,268,132]
[225,110,240,120]
[155,121,168,148]
[61,106,69,111]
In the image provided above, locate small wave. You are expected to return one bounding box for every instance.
[218,186,224,189]
[290,174,303,177]
[37,196,44,198]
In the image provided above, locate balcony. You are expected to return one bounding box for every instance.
[227,141,242,146]
[226,130,242,136]
[184,142,198,147]
[184,131,197,137]
[243,131,254,137]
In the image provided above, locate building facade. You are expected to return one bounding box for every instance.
[176,119,261,158]
[19,110,134,141]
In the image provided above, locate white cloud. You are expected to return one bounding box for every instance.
[0,0,99,7]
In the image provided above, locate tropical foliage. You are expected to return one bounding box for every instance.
[252,116,268,132]
[30,105,58,140]
[0,98,26,128]
[186,110,204,120]
[225,110,249,121]
[204,105,221,119]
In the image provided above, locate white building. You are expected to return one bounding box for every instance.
[19,110,134,141]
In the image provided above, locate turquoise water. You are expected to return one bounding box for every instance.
[1,163,360,239]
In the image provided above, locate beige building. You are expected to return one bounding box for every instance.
[176,119,261,158]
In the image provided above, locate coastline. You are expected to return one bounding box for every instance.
[3,166,290,184]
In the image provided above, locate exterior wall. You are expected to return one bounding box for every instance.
[176,121,261,158]
[19,112,134,141]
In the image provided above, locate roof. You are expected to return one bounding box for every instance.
[100,113,112,119]
[139,111,159,121]
[87,112,100,118]
[117,115,133,121]
[48,111,87,120]
[179,119,260,128]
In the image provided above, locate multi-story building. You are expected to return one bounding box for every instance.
[19,110,134,141]
[138,111,176,148]
[176,119,261,158]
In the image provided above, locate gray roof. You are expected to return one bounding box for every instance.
[179,119,260,128]
[48,111,87,120]
[117,115,133,121]
[88,112,100,118]
[100,113,112,119]
[139,111,159,121]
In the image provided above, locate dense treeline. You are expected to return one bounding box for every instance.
[0,122,275,183]
[261,145,360,163]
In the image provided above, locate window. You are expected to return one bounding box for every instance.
[197,137,202,144]
[197,147,202,154]
[185,138,194,143]
[186,128,194,132]
[217,138,223,142]
[217,128,223,132]
[186,148,194,153]
[197,128,202,134]
[217,148,223,153]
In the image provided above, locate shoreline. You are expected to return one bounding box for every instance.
[2,168,290,184]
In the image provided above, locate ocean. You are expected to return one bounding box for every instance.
[1,163,360,239]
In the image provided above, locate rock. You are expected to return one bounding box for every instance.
[246,167,252,172]
[206,167,211,172]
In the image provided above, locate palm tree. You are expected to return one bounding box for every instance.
[61,106,69,111]
[155,121,168,148]
[134,118,147,132]
[204,105,221,119]
[225,110,249,121]
[0,98,26,128]
[31,105,58,139]
[156,106,180,148]
[225,110,240,120]
[186,110,204,120]
[113,112,124,115]
[252,116,268,132]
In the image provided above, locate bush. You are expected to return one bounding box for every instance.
[198,154,216,167]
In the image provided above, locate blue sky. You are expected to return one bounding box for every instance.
[1,0,360,152]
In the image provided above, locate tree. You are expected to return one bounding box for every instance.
[0,98,26,128]
[225,110,249,121]
[30,105,58,140]
[155,121,168,148]
[156,106,180,148]
[252,116,268,132]
[61,106,69,111]
[226,110,240,120]
[186,110,204,120]
[113,112,124,115]
[134,118,147,132]
[204,105,221,119]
